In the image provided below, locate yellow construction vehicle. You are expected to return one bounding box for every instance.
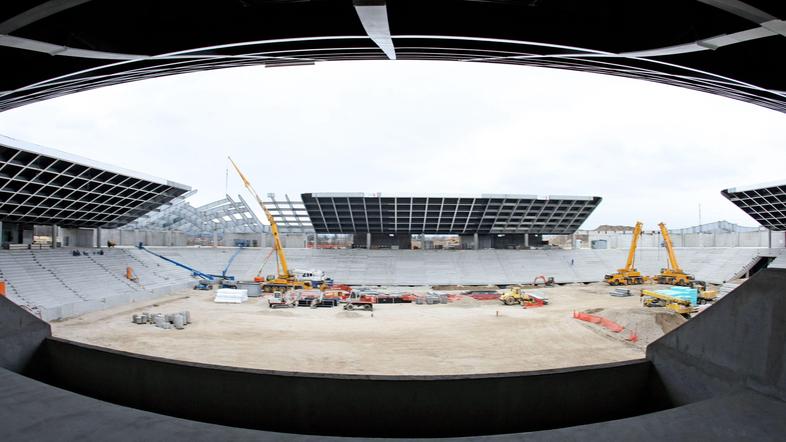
[229,157,314,293]
[499,286,548,307]
[653,222,697,287]
[604,221,646,286]
[641,289,694,317]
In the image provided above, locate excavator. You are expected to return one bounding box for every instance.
[229,157,324,293]
[653,222,699,287]
[604,221,646,286]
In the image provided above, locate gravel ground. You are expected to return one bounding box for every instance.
[52,283,666,375]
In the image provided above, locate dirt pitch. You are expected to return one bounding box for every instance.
[52,283,679,375]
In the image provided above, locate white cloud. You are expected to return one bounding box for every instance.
[0,60,784,230]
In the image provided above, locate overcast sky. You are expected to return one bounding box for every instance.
[0,60,784,230]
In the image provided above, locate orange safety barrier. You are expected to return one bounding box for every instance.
[573,311,624,333]
[0,280,6,296]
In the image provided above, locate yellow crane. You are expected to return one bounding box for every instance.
[641,289,694,317]
[228,157,313,293]
[653,222,696,287]
[604,221,646,285]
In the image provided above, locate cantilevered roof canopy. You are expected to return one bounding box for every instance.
[722,180,786,231]
[0,1,784,113]
[302,193,601,235]
[0,135,190,228]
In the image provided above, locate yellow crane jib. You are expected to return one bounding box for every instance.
[654,222,696,287]
[604,221,646,286]
[228,156,308,292]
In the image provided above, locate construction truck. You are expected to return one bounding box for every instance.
[499,286,548,307]
[641,289,694,317]
[653,222,700,287]
[605,221,646,286]
[229,158,328,293]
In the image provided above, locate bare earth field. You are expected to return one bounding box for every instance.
[52,283,677,375]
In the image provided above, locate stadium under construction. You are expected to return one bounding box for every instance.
[1,1,786,440]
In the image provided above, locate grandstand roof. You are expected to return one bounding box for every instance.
[0,1,784,113]
[124,191,267,236]
[722,180,786,231]
[0,134,190,228]
[302,193,601,235]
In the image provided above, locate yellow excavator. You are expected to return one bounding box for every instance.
[604,221,647,286]
[229,157,313,293]
[653,222,697,287]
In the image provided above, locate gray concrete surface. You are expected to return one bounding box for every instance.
[0,296,50,373]
[647,268,786,405]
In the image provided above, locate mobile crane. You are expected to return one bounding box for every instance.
[604,221,646,286]
[653,222,698,287]
[228,157,320,293]
[640,289,694,317]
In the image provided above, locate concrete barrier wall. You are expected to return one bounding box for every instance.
[0,296,51,373]
[647,268,786,405]
[587,230,785,249]
[37,337,667,437]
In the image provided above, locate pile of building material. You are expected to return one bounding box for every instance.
[131,311,191,330]
[609,288,632,297]
[213,288,249,303]
[415,292,448,304]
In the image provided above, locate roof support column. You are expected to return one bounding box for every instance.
[51,224,58,248]
[474,232,479,251]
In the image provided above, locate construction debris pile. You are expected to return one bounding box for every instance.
[132,311,191,330]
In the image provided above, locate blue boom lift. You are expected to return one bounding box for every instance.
[136,244,242,290]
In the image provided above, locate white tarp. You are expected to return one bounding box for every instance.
[213,288,249,304]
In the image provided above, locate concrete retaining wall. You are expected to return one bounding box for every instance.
[37,337,666,437]
[647,268,786,405]
[0,296,50,373]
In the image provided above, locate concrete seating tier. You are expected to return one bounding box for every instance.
[0,248,196,320]
[147,247,784,286]
[2,246,782,321]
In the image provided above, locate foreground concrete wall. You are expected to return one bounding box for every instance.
[38,338,664,437]
[0,296,50,373]
[647,268,786,405]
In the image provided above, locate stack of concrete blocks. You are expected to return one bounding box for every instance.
[132,311,191,330]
